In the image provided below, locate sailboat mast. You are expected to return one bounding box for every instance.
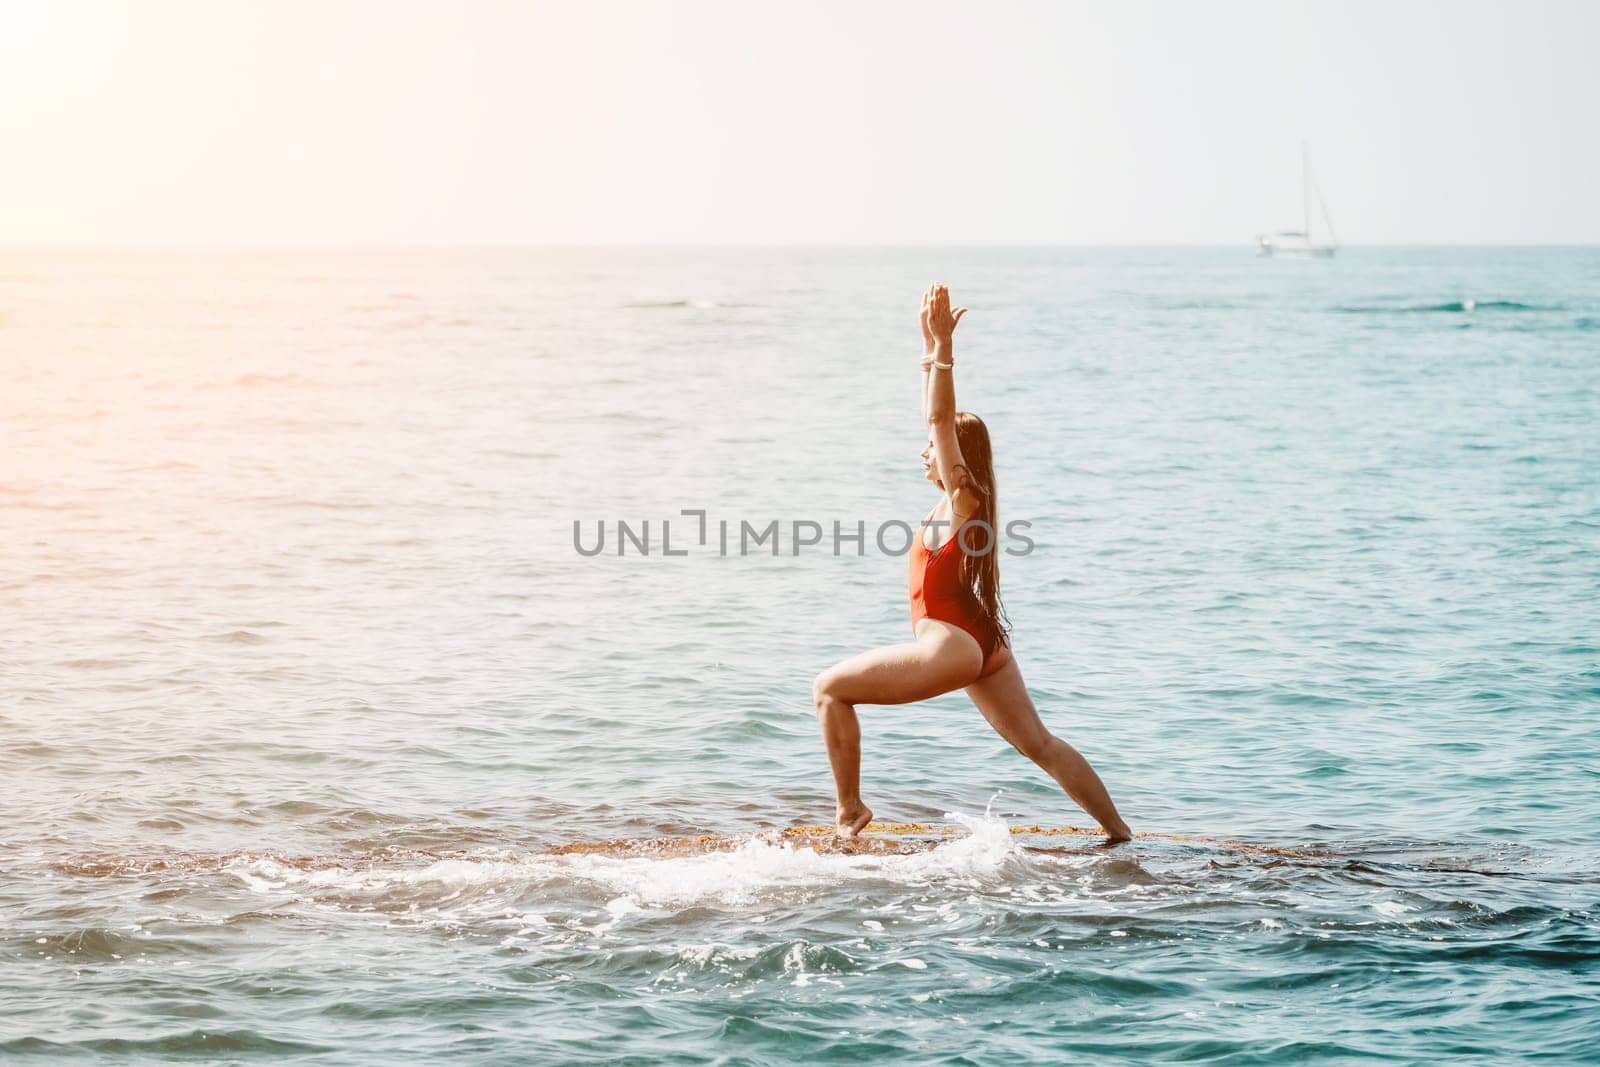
[1302,141,1311,242]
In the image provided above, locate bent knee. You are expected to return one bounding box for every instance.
[812,669,843,709]
[814,664,865,712]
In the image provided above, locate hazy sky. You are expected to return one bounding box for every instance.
[1,0,1595,244]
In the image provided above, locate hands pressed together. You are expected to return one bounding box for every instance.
[919,282,967,364]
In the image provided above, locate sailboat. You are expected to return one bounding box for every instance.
[1256,143,1338,257]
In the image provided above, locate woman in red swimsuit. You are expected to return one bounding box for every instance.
[813,283,1132,843]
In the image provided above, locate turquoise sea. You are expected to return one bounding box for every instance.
[2,246,1597,1062]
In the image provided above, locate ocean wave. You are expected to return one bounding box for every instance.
[622,298,750,309]
[1333,299,1557,314]
[213,812,1030,912]
[20,926,220,962]
[1,1031,335,1057]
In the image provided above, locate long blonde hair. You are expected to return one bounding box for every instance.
[950,411,1011,650]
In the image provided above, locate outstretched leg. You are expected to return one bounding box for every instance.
[964,653,1132,842]
[813,622,983,837]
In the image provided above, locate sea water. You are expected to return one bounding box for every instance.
[2,246,1597,1062]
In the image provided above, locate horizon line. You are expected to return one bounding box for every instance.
[3,240,1598,251]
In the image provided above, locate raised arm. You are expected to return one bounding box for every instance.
[923,283,981,522]
[919,286,937,423]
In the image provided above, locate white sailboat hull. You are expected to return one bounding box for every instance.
[1256,234,1336,257]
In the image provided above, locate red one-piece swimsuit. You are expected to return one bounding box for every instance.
[908,514,1009,679]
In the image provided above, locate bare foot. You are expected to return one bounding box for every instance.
[835,802,873,839]
[1103,820,1133,845]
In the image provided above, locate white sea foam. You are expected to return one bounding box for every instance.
[224,811,1034,914]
